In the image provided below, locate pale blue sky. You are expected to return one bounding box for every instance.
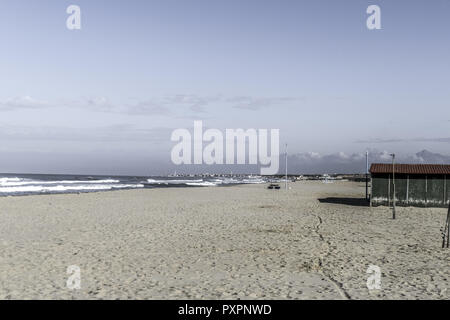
[0,0,449,174]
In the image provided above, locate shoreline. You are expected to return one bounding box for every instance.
[0,183,245,198]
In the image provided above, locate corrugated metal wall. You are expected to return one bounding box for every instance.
[371,174,449,207]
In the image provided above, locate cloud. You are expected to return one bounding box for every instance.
[83,94,213,116]
[86,97,116,112]
[128,101,171,115]
[0,96,51,111]
[228,96,297,111]
[162,149,450,176]
[81,94,298,115]
[355,138,405,143]
[356,137,450,144]
[1,94,300,116]
[0,124,173,143]
[283,149,450,174]
[415,137,450,143]
[84,97,171,116]
[162,94,212,113]
[409,150,450,163]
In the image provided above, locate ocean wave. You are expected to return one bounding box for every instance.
[146,177,265,187]
[146,179,204,184]
[0,174,266,196]
[0,177,22,182]
[185,181,218,186]
[0,183,144,195]
[241,178,265,184]
[0,177,29,186]
[0,178,120,187]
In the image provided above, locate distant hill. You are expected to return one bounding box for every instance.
[282,149,450,175]
[413,150,450,164]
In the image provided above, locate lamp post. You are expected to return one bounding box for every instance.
[390,153,396,219]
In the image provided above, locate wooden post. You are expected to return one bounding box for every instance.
[448,218,450,248]
[444,175,447,207]
[447,206,450,248]
[443,203,450,248]
[446,175,448,205]
[392,154,396,220]
[388,174,391,207]
[370,174,373,208]
[366,151,369,201]
[406,175,409,206]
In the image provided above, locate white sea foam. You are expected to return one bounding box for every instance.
[241,178,265,184]
[0,174,266,196]
[146,179,204,184]
[146,177,265,187]
[0,183,144,194]
[0,178,120,187]
[147,178,218,187]
[185,181,217,187]
[0,177,28,186]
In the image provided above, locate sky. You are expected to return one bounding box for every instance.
[0,0,449,175]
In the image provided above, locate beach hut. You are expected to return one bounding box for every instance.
[370,164,450,208]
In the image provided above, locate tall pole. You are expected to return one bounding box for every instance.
[366,151,369,200]
[446,202,449,248]
[285,143,288,190]
[443,204,450,248]
[447,206,450,248]
[391,153,396,219]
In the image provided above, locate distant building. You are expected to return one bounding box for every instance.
[370,164,450,208]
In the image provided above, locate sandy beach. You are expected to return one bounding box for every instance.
[0,181,448,300]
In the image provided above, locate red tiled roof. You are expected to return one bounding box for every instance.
[370,163,450,175]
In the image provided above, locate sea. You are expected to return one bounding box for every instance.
[0,173,266,196]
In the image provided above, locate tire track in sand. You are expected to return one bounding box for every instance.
[312,212,351,300]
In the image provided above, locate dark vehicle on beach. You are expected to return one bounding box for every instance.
[267,184,281,190]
